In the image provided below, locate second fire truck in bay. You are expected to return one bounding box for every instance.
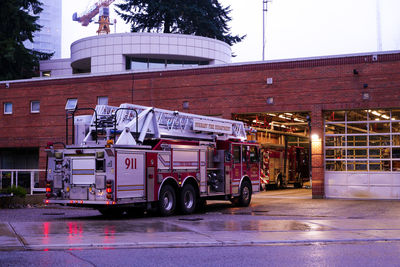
[260,144,309,189]
[45,103,260,216]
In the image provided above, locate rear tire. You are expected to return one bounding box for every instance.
[159,184,176,216]
[275,176,282,189]
[179,183,197,215]
[238,180,252,207]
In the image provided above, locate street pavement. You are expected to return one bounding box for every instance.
[2,188,400,251]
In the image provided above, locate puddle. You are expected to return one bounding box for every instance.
[185,220,333,232]
[222,210,269,216]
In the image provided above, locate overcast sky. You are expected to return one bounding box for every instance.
[61,0,400,62]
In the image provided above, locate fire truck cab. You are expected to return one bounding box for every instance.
[45,104,260,216]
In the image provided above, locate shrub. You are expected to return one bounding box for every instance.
[0,186,27,198]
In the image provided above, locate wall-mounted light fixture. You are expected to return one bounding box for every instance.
[266,77,273,85]
[363,84,368,89]
[5,83,9,88]
[182,101,189,109]
[266,97,274,105]
[353,69,359,75]
[311,133,322,157]
[311,133,320,142]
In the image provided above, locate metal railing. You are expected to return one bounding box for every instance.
[0,169,46,195]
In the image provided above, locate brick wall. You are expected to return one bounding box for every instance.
[1,52,400,196]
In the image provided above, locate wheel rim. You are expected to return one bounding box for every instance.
[242,185,250,202]
[162,191,173,211]
[184,190,194,209]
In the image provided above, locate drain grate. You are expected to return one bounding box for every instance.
[42,212,65,216]
[178,218,204,221]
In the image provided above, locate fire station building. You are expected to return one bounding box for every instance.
[1,33,400,199]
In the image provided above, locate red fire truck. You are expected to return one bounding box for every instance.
[260,143,308,189]
[45,103,260,216]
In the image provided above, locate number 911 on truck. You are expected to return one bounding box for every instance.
[45,103,261,216]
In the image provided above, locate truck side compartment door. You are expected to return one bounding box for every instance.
[116,150,145,199]
[231,144,242,194]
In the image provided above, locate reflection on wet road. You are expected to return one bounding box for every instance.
[181,220,332,232]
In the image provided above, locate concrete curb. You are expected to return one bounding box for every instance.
[4,237,399,251]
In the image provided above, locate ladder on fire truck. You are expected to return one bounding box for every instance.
[81,103,247,146]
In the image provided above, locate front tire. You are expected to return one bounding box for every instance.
[180,184,197,215]
[159,184,176,216]
[275,175,282,189]
[238,180,252,207]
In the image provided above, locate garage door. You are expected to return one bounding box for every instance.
[324,109,400,199]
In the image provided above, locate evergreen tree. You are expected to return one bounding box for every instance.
[0,0,52,81]
[116,0,244,46]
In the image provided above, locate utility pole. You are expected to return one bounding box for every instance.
[263,0,272,61]
[376,0,382,51]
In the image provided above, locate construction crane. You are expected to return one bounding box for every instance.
[72,0,115,35]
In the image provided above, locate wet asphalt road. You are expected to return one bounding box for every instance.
[1,242,400,267]
[2,188,400,266]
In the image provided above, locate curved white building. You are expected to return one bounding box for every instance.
[40,33,232,77]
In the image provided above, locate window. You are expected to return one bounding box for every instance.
[249,146,259,163]
[97,96,108,105]
[41,71,51,77]
[149,59,166,69]
[233,145,241,163]
[30,101,40,113]
[65,98,78,111]
[126,57,147,70]
[4,102,12,114]
[242,146,248,162]
[126,56,210,70]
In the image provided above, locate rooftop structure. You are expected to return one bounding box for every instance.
[39,33,232,77]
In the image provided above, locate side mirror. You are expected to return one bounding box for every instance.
[225,151,231,162]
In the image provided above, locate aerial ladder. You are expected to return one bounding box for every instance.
[72,0,115,35]
[74,103,247,147]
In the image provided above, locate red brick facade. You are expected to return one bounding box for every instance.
[1,51,400,198]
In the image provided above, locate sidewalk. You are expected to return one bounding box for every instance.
[2,216,400,250]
